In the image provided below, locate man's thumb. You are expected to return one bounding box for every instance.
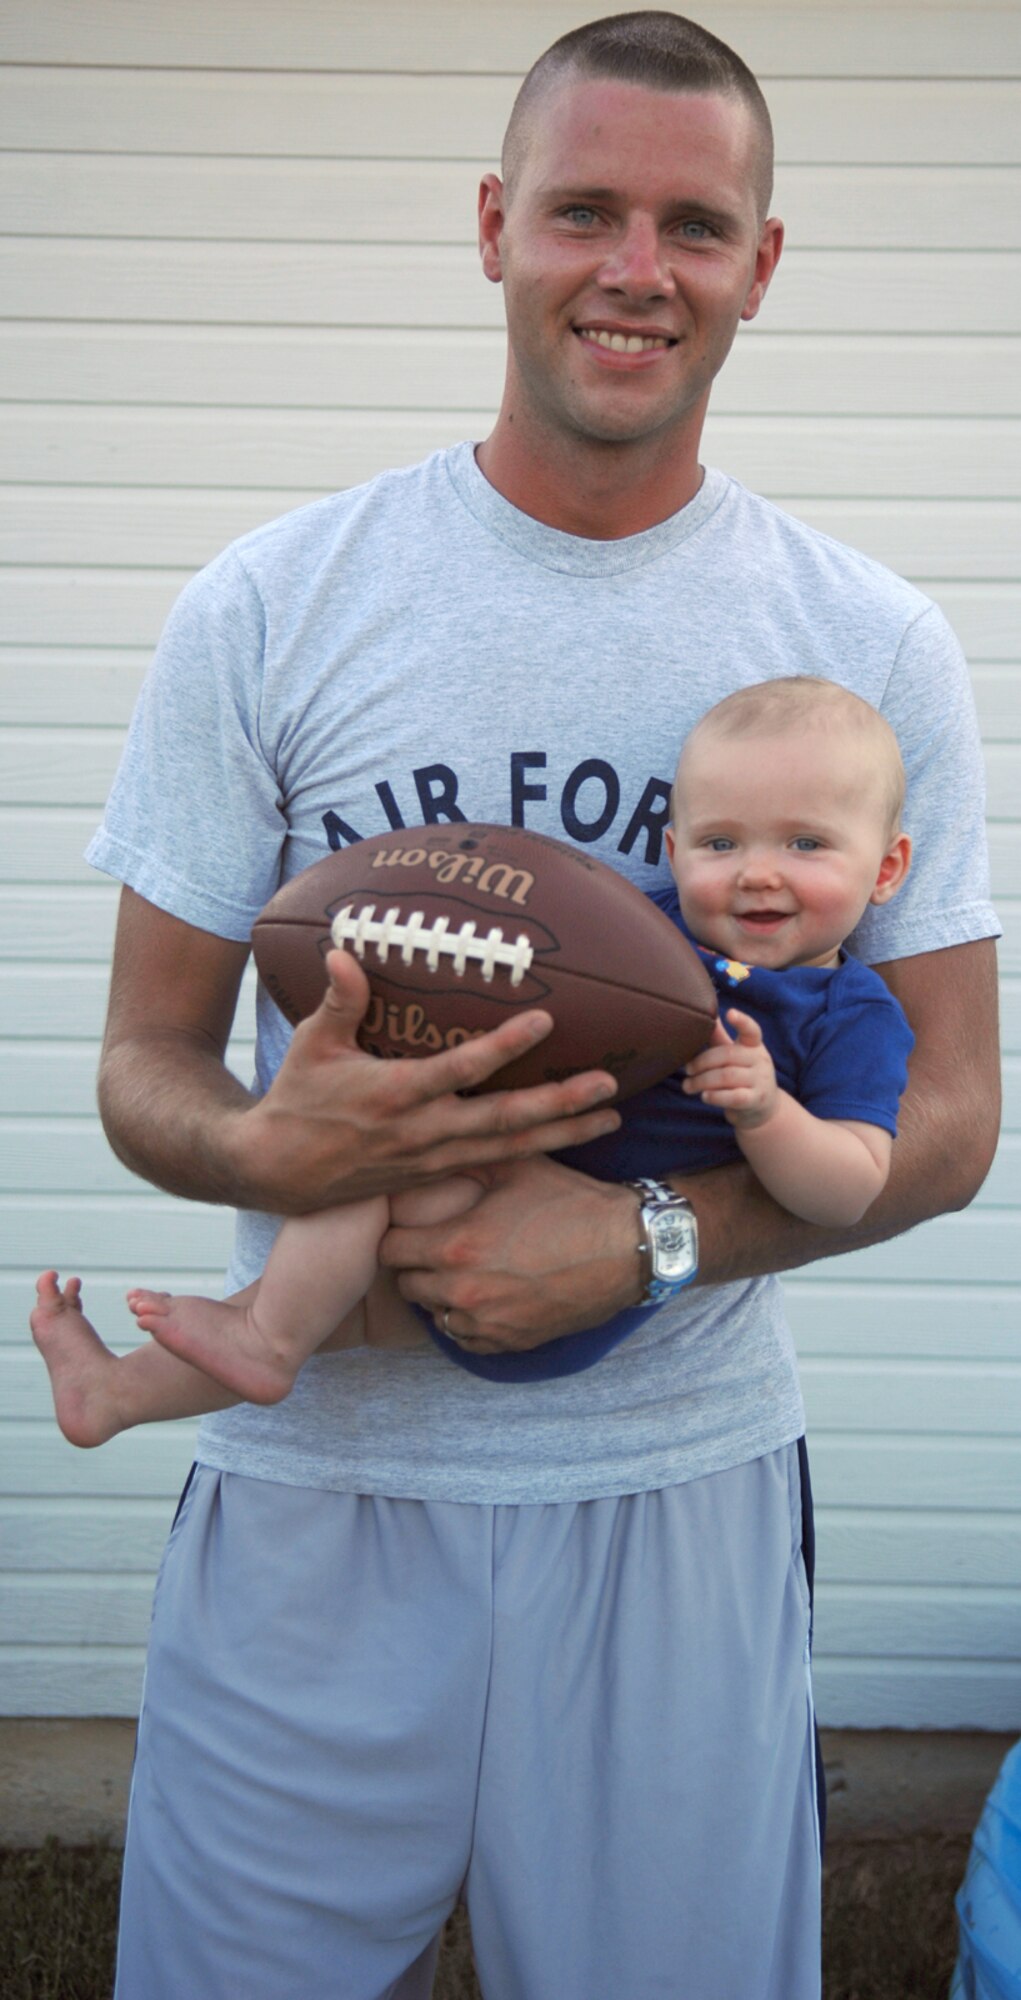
[314,946,372,1042]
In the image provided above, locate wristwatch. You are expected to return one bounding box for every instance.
[626,1178,699,1303]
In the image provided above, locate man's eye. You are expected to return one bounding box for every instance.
[563,206,598,226]
[677,219,714,240]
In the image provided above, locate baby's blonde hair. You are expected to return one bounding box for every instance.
[674,676,906,836]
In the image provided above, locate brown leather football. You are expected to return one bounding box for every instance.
[252,824,717,1099]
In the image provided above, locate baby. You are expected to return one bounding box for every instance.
[33,675,914,1432]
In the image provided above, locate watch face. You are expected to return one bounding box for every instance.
[649,1207,697,1280]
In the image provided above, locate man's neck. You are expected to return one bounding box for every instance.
[475,414,706,541]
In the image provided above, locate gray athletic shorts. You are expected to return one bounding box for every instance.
[115,1447,822,1999]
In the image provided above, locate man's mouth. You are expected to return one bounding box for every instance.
[576,328,675,353]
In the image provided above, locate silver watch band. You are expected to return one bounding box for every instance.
[627,1178,699,1304]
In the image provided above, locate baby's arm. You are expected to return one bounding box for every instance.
[683,1010,892,1227]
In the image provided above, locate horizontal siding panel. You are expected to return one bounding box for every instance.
[971,759,1015,832]
[5,240,1019,335]
[810,1434,1021,1511]
[987,899,1020,977]
[9,1275,1020,1361]
[0,663,1013,767]
[0,1497,174,1572]
[0,880,1014,968]
[0,727,143,805]
[0,1497,931,1586]
[986,826,1020,895]
[0,807,124,882]
[5,154,1020,251]
[800,1357,1021,1437]
[0,1646,144,1718]
[6,488,1021,579]
[815,1583,1019,1661]
[2,1275,236,1350]
[5,326,1019,419]
[0,794,1016,895]
[787,1282,1021,1361]
[5,1424,1019,1508]
[813,1658,1021,1731]
[0,1042,254,1116]
[4,571,1017,657]
[3,71,1019,162]
[12,1346,1020,1429]
[0,657,147,729]
[4,1194,1017,1288]
[2,4,1018,75]
[10,1121,1020,1207]
[4,406,1019,495]
[3,1421,199,1498]
[17,1571,1009,1658]
[0,572,184,649]
[8,1653,1004,1729]
[816,1511,1021,1588]
[0,964,259,1040]
[975,667,1021,739]
[14,1029,999,1121]
[1,1574,154,1646]
[1,1199,236,1274]
[819,1207,1019,1285]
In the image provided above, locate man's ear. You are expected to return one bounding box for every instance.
[869,831,912,906]
[739,215,784,324]
[478,172,506,284]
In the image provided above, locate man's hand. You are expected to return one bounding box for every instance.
[380,1154,643,1352]
[682,1010,779,1128]
[232,950,622,1213]
[98,892,622,1216]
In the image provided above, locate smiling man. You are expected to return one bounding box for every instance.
[90,13,1000,2000]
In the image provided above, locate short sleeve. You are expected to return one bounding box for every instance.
[849,603,999,963]
[86,550,287,939]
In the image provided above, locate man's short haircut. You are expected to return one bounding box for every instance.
[502,10,774,218]
[675,676,907,835]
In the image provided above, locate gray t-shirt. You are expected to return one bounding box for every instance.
[87,444,998,1503]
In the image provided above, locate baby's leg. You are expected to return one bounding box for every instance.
[31,1271,240,1449]
[363,1176,485,1349]
[134,1195,390,1402]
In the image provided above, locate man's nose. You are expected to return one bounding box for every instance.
[598,216,674,297]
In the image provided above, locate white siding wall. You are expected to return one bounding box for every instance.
[1,1,1018,1727]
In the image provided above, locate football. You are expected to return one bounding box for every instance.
[252,824,717,1099]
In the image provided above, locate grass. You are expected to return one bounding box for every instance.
[1,1833,971,1999]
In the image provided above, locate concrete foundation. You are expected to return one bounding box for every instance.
[0,1719,1014,1849]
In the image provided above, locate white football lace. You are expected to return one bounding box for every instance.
[331,904,535,986]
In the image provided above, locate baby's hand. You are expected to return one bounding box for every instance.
[682,1010,778,1128]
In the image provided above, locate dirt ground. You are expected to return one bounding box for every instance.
[1,1831,972,1999]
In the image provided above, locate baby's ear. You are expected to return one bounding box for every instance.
[869,831,912,906]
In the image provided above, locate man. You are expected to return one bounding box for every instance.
[93,13,1000,1998]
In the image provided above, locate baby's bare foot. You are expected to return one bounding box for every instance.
[129,1288,296,1405]
[31,1271,124,1447]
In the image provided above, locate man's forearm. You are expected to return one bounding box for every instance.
[99,1029,258,1207]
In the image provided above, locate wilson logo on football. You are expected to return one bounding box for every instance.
[330,904,536,987]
